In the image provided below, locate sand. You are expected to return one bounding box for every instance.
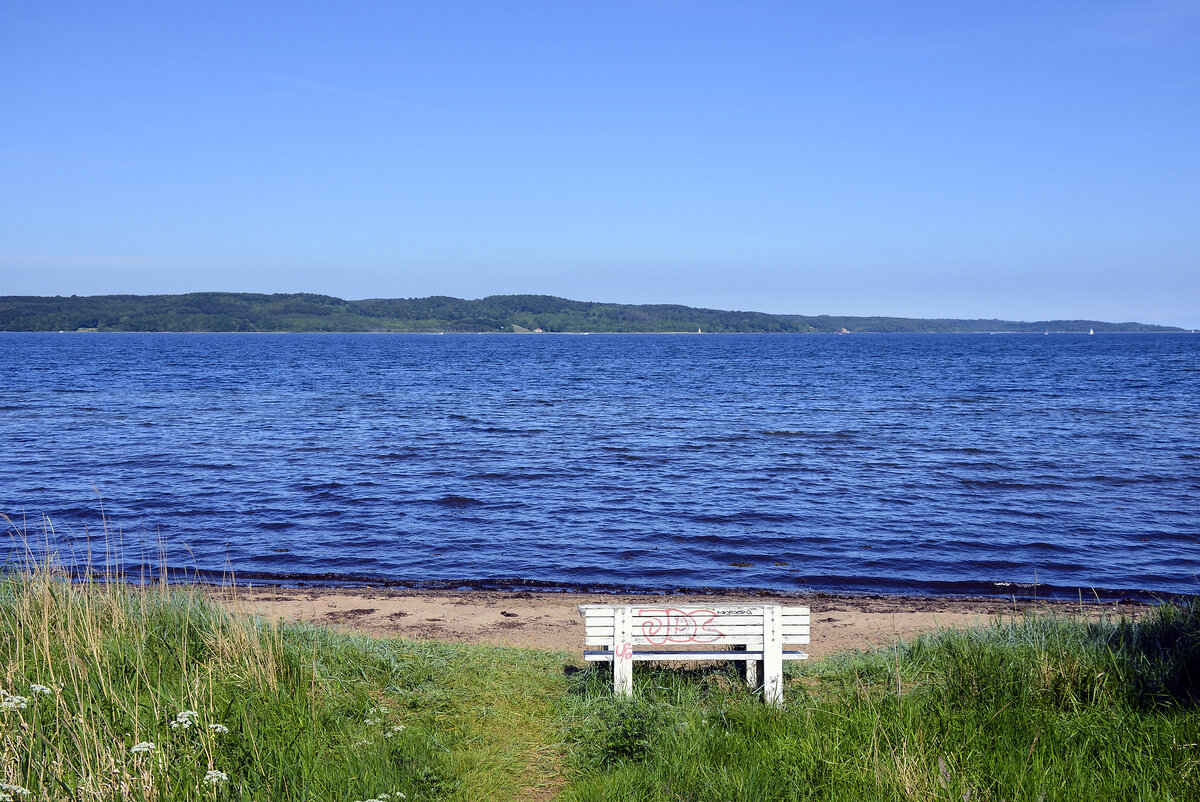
[211,586,1144,659]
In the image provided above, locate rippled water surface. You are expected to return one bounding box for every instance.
[2,332,1197,598]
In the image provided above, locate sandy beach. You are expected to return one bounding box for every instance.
[211,586,1146,659]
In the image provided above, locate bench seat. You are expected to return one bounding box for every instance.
[584,649,810,662]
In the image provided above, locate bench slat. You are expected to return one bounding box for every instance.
[579,612,809,625]
[579,604,809,616]
[624,614,809,624]
[585,634,809,647]
[585,623,810,635]
[584,630,811,641]
[582,618,810,625]
[578,619,811,629]
[613,621,810,632]
[582,618,807,631]
[585,649,810,662]
[585,629,809,640]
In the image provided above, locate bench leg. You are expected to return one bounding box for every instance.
[735,645,760,688]
[613,607,633,697]
[763,607,784,707]
[613,648,633,697]
[763,656,783,706]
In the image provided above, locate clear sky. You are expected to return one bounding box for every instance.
[2,1,1198,327]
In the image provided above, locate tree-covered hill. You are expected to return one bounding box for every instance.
[0,292,1183,333]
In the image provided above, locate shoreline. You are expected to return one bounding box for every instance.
[209,586,1151,659]
[18,329,1192,335]
[106,565,1188,605]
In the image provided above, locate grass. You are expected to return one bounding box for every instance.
[2,555,1197,800]
[560,606,1200,801]
[0,559,570,801]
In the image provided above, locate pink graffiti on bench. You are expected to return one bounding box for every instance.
[637,608,724,645]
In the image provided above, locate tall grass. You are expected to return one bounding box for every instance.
[0,558,569,800]
[560,604,1200,801]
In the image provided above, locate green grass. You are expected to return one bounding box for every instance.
[2,562,1197,801]
[0,567,569,800]
[560,606,1200,801]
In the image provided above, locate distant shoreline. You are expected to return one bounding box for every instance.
[6,329,1195,336]
[1,291,1185,333]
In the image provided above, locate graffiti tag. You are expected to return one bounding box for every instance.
[637,608,724,644]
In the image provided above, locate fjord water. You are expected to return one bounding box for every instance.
[2,332,1197,599]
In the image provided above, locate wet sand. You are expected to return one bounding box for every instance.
[210,587,1146,659]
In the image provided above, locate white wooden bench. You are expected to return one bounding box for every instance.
[578,604,809,706]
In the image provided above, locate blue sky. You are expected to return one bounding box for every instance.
[2,1,1198,326]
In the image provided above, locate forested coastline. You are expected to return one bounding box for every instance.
[0,292,1181,333]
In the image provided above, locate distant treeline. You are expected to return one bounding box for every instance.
[0,292,1182,333]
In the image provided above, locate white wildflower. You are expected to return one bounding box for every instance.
[170,710,199,730]
[208,723,229,734]
[204,770,228,785]
[0,790,12,801]
[130,741,156,754]
[29,684,54,697]
[0,785,32,798]
[364,717,381,726]
[0,694,30,711]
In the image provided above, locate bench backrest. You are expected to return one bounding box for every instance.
[579,604,809,649]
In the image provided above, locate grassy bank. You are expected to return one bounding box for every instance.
[0,567,568,801]
[1,568,1197,800]
[562,607,1200,801]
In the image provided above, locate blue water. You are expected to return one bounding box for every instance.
[2,332,1198,599]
